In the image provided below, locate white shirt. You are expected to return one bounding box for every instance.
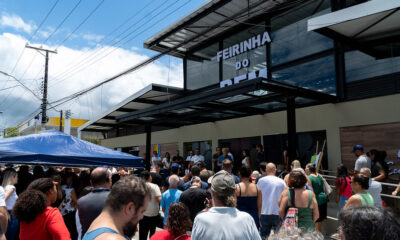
[0,187,5,207]
[242,157,249,167]
[354,154,371,171]
[186,156,192,162]
[152,156,161,166]
[162,158,171,169]
[257,175,286,215]
[192,207,261,240]
[367,179,382,207]
[191,154,204,163]
[144,182,161,217]
[5,185,18,210]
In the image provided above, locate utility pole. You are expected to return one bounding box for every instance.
[25,44,57,131]
[59,110,63,132]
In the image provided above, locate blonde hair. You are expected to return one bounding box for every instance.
[291,160,301,169]
[2,168,17,187]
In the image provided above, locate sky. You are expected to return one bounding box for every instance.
[0,0,207,128]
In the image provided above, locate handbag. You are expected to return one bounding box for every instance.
[283,188,298,228]
[322,176,333,195]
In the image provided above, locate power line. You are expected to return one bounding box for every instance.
[47,0,285,109]
[50,0,185,87]
[0,0,60,108]
[57,0,105,47]
[50,0,172,84]
[51,0,156,80]
[29,0,60,41]
[43,0,83,43]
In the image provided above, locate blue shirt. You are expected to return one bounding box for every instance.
[216,155,233,172]
[183,180,209,190]
[231,173,240,184]
[161,189,182,224]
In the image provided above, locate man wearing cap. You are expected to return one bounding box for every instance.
[353,145,371,173]
[192,170,261,240]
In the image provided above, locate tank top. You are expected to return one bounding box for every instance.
[83,227,130,240]
[287,189,315,231]
[236,183,259,228]
[356,193,374,206]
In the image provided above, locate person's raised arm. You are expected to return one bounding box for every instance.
[392,181,400,196]
[373,170,386,182]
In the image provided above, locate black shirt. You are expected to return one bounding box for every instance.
[150,172,164,188]
[179,187,211,222]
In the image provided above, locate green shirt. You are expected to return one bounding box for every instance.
[308,174,328,205]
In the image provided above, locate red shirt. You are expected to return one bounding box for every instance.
[150,230,190,240]
[335,176,352,198]
[19,207,71,240]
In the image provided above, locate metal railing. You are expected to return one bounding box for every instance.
[321,174,400,200]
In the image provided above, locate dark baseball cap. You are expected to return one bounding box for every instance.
[352,145,363,152]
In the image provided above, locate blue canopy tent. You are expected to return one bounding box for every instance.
[0,130,144,168]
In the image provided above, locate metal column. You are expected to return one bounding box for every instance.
[145,125,152,170]
[286,97,297,161]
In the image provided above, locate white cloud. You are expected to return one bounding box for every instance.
[82,33,104,43]
[0,33,183,127]
[0,13,36,34]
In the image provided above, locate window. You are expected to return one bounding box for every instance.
[272,55,336,95]
[186,43,219,90]
[345,48,400,82]
[222,24,267,80]
[270,0,332,66]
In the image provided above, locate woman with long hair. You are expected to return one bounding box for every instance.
[368,149,388,181]
[241,149,251,169]
[150,202,192,240]
[60,172,78,240]
[2,168,19,240]
[305,164,328,232]
[235,166,262,229]
[50,174,65,208]
[162,152,172,170]
[335,164,351,209]
[13,178,70,240]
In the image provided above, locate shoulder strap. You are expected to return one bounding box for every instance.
[307,190,313,208]
[289,188,295,207]
[237,183,242,197]
[357,193,367,206]
[84,227,129,240]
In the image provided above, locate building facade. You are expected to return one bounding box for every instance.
[80,0,400,182]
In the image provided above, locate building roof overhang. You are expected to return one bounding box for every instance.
[308,0,400,59]
[80,79,338,134]
[144,0,291,58]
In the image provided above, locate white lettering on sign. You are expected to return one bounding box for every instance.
[220,68,267,88]
[216,32,271,62]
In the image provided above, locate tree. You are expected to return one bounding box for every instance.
[4,127,19,138]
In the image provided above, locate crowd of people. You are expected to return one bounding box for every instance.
[0,143,398,240]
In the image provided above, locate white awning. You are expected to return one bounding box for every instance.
[308,0,400,41]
